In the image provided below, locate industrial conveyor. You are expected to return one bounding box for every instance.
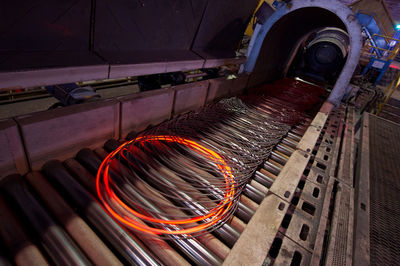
[1,0,393,264]
[0,78,359,265]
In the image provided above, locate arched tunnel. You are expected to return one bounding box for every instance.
[244,0,362,109]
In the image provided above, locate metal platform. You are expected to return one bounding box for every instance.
[355,113,400,265]
[379,98,400,124]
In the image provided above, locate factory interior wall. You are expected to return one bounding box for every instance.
[350,0,395,36]
[0,75,249,178]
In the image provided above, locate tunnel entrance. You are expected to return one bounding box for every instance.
[248,7,347,87]
[287,27,350,86]
[244,0,362,106]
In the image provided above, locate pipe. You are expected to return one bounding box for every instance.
[25,172,122,266]
[0,194,49,266]
[63,159,192,266]
[242,184,266,204]
[76,149,224,265]
[102,140,243,243]
[0,174,91,265]
[41,161,161,266]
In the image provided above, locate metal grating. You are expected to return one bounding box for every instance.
[331,184,352,266]
[369,114,400,265]
[324,106,355,266]
[261,106,347,265]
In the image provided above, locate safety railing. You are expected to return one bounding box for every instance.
[376,71,400,115]
[361,34,400,60]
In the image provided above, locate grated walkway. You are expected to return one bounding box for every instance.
[369,114,400,265]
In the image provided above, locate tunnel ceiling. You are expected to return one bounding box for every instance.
[249,7,347,87]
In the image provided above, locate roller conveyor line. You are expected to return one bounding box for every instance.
[0,80,351,265]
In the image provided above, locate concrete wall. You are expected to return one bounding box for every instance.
[16,99,120,171]
[173,80,209,116]
[0,75,248,177]
[351,0,395,36]
[0,119,29,180]
[119,88,174,138]
[207,75,250,103]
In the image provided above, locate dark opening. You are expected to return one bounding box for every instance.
[290,251,303,266]
[249,7,347,87]
[291,196,300,206]
[316,162,327,170]
[282,213,293,229]
[298,180,305,190]
[269,237,283,259]
[299,224,310,241]
[302,201,316,216]
[313,187,320,198]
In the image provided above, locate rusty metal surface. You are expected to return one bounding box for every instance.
[369,114,400,265]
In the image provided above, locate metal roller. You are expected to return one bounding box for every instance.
[63,160,193,266]
[75,149,225,265]
[41,161,161,266]
[25,172,122,266]
[254,171,275,188]
[90,147,231,262]
[102,140,244,243]
[0,174,91,265]
[264,161,282,176]
[0,194,49,266]
[242,184,266,204]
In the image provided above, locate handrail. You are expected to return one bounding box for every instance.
[376,71,400,115]
[362,34,400,60]
[371,33,400,43]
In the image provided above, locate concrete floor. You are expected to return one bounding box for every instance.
[0,84,140,120]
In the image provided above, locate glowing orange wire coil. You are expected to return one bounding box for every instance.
[96,135,236,235]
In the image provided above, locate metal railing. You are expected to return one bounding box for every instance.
[376,71,400,115]
[361,34,400,61]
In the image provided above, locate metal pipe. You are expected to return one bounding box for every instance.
[63,160,192,266]
[259,168,277,179]
[121,183,223,265]
[76,149,224,265]
[0,174,91,266]
[41,161,161,266]
[63,158,97,196]
[264,161,282,173]
[282,137,298,148]
[288,132,301,141]
[292,128,306,136]
[239,196,258,211]
[0,194,49,266]
[242,184,266,204]
[25,172,122,266]
[271,151,287,165]
[102,140,243,245]
[127,152,242,247]
[254,171,275,188]
[276,144,293,156]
